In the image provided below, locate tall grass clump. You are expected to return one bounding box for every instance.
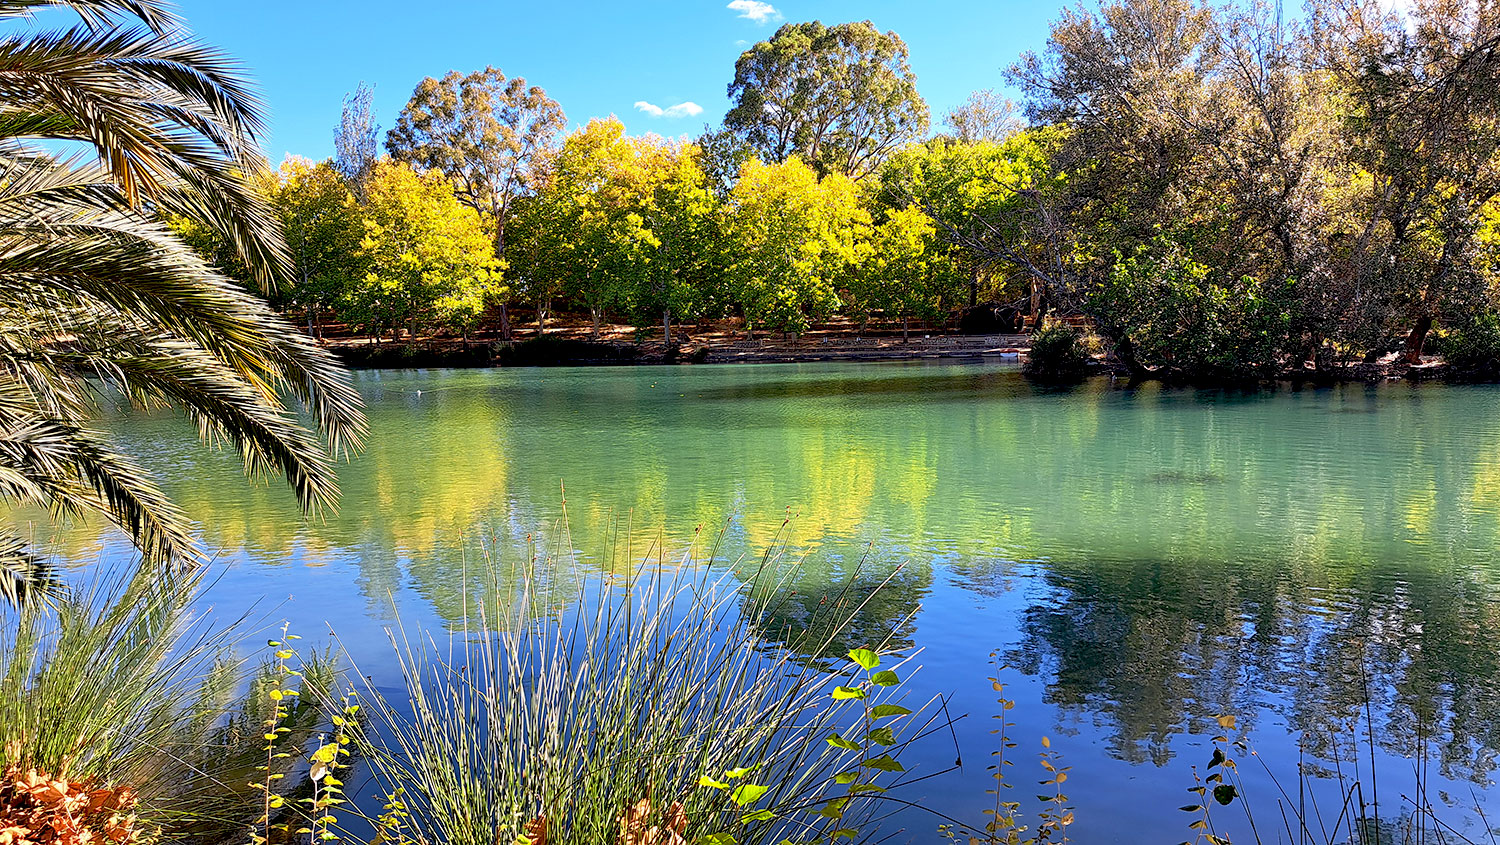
[0,566,344,844]
[352,518,932,845]
[0,568,241,785]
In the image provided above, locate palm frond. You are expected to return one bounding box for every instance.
[0,0,177,34]
[0,23,287,289]
[0,530,59,607]
[0,155,368,458]
[0,0,367,603]
[0,383,200,564]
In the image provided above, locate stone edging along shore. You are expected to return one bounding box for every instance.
[330,333,1034,369]
[327,333,1469,384]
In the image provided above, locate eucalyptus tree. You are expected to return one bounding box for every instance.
[0,0,367,603]
[725,20,929,180]
[387,67,565,338]
[943,89,1024,143]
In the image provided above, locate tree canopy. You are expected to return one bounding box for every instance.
[725,20,929,180]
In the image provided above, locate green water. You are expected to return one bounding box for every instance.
[36,361,1500,841]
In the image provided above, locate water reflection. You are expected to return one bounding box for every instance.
[25,363,1500,833]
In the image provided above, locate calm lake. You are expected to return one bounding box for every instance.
[39,360,1500,842]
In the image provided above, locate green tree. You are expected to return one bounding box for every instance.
[725,20,929,179]
[724,157,867,334]
[877,131,1065,310]
[623,140,724,345]
[525,118,654,339]
[1308,0,1500,362]
[271,157,367,339]
[849,205,964,340]
[0,0,366,600]
[387,67,565,338]
[347,160,502,343]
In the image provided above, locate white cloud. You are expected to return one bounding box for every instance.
[634,100,705,119]
[727,0,780,25]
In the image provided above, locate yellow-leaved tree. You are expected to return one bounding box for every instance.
[349,160,503,344]
[724,157,868,335]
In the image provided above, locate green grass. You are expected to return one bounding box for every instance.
[346,515,933,845]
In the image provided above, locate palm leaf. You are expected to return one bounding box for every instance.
[0,2,368,604]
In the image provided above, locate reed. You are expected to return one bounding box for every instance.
[348,514,931,845]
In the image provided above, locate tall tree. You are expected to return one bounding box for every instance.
[0,0,367,601]
[627,140,724,345]
[333,81,380,199]
[878,132,1065,310]
[943,89,1024,143]
[272,157,367,339]
[537,118,653,339]
[849,205,965,340]
[1309,0,1500,362]
[387,67,564,338]
[724,157,868,333]
[346,160,502,343]
[386,67,565,252]
[724,20,929,179]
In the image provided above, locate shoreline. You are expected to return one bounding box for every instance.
[326,334,1477,385]
[327,332,1035,369]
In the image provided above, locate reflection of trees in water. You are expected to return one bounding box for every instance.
[747,552,930,664]
[1002,555,1500,783]
[31,366,1500,785]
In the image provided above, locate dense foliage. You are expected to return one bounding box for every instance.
[166,3,1500,381]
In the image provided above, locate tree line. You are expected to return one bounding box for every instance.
[190,0,1500,378]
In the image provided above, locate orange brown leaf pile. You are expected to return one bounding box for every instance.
[509,815,547,845]
[616,799,687,845]
[0,769,147,845]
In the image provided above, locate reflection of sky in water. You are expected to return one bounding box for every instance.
[22,361,1500,843]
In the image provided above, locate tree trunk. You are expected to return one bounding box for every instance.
[1029,280,1047,329]
[538,299,549,336]
[590,307,601,340]
[663,309,672,346]
[499,301,512,341]
[902,315,909,343]
[306,305,314,337]
[1113,334,1147,378]
[1404,316,1434,364]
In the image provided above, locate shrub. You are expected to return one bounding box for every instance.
[1024,322,1093,381]
[1443,312,1500,381]
[1088,236,1294,381]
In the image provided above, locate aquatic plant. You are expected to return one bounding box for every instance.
[349,516,933,845]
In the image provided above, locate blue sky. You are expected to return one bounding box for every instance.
[164,1,1067,163]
